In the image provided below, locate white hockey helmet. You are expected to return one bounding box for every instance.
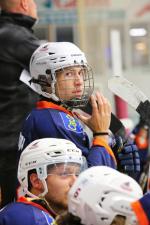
[68,166,143,225]
[30,42,94,108]
[18,138,84,197]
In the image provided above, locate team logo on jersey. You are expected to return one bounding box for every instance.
[60,112,83,133]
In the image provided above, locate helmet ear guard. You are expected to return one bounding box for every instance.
[31,75,51,87]
[29,42,94,107]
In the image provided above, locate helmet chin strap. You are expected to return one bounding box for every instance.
[42,91,60,102]
[23,187,39,199]
[42,79,61,102]
[23,179,48,198]
[39,179,48,197]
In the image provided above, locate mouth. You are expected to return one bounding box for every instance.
[72,89,83,94]
[72,90,83,98]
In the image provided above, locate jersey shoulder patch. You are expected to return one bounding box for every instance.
[59,112,83,133]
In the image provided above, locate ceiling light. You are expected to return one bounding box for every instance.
[129,28,147,37]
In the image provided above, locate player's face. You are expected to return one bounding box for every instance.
[45,163,80,214]
[55,66,85,101]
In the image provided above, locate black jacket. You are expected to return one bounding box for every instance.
[0,11,40,152]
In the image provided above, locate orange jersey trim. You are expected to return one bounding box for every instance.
[37,101,73,116]
[131,201,149,225]
[135,135,148,149]
[92,137,117,164]
[17,196,50,215]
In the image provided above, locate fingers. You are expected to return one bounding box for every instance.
[90,94,98,113]
[90,91,111,115]
[73,111,89,124]
[87,91,111,133]
[97,92,111,115]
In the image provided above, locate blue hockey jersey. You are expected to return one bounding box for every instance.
[132,123,149,166]
[19,100,116,168]
[0,196,55,225]
[131,192,150,225]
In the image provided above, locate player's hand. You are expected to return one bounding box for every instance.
[74,92,111,134]
[112,136,141,178]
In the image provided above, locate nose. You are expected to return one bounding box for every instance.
[69,174,77,187]
[74,72,83,85]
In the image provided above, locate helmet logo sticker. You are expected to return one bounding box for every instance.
[28,141,39,150]
[120,182,133,192]
[40,45,49,51]
[74,187,81,198]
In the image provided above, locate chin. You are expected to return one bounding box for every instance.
[60,202,68,211]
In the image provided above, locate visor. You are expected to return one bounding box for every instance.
[47,162,83,178]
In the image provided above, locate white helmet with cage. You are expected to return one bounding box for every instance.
[18,138,84,197]
[68,166,143,225]
[29,42,94,108]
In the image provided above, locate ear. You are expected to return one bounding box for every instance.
[20,0,28,11]
[30,173,44,191]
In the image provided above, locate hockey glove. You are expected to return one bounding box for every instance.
[112,136,141,178]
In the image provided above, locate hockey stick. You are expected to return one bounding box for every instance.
[80,101,126,139]
[108,76,150,126]
[108,75,150,191]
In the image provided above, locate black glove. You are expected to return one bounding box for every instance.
[112,136,141,179]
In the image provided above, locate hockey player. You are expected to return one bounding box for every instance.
[0,138,84,225]
[56,166,143,225]
[131,192,150,225]
[131,118,149,189]
[19,42,140,173]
